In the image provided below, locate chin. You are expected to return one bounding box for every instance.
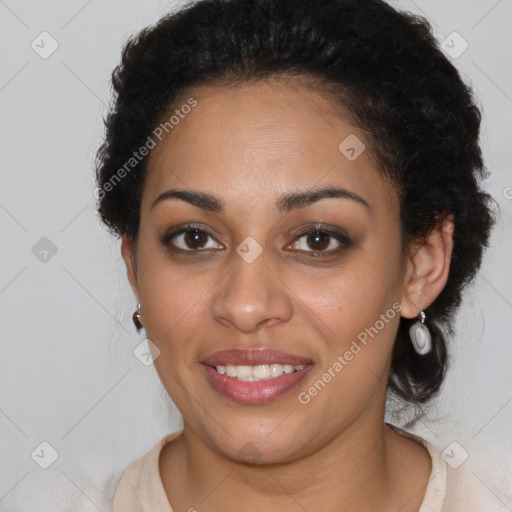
[201,415,314,464]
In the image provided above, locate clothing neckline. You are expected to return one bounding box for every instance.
[140,425,447,511]
[386,423,447,511]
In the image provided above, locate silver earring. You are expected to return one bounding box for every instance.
[409,311,431,355]
[132,303,143,332]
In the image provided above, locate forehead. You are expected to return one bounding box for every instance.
[142,78,398,216]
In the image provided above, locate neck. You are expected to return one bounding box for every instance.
[171,409,427,512]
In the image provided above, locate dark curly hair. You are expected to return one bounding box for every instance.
[95,0,496,406]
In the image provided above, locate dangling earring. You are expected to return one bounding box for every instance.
[409,310,431,355]
[132,303,143,332]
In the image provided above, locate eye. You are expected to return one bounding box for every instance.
[160,223,352,256]
[160,225,223,252]
[288,226,352,255]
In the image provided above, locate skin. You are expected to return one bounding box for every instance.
[121,77,454,512]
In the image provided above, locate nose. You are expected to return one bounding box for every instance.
[210,250,293,333]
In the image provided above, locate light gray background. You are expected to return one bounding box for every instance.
[1,1,511,510]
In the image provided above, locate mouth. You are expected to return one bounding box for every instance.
[212,363,307,381]
[201,348,313,404]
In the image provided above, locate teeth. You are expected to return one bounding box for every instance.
[236,366,253,379]
[214,363,306,381]
[225,365,237,378]
[253,364,270,379]
[270,363,283,377]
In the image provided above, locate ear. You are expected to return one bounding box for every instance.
[121,234,139,300]
[400,214,454,319]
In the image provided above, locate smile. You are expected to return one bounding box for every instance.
[214,363,305,381]
[201,348,314,404]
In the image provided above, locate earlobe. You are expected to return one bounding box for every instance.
[121,234,139,299]
[400,214,454,319]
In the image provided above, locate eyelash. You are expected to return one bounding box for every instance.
[159,223,352,257]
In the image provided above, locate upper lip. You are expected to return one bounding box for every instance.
[201,348,312,367]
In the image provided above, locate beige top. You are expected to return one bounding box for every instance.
[112,428,507,511]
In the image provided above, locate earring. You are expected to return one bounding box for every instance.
[132,303,143,332]
[409,311,432,355]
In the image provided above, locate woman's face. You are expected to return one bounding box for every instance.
[124,78,410,463]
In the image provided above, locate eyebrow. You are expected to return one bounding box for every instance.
[150,186,371,213]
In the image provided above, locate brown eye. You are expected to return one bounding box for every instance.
[183,229,208,249]
[306,231,330,251]
[160,226,223,252]
[289,226,352,255]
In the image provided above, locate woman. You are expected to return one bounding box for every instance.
[94,0,499,510]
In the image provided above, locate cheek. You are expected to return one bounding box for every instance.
[136,256,210,409]
[293,259,402,424]
[294,248,403,345]
[136,249,211,359]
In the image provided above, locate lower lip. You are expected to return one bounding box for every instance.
[203,364,313,405]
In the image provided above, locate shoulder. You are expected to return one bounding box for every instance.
[387,423,511,512]
[442,454,511,511]
[112,430,184,512]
